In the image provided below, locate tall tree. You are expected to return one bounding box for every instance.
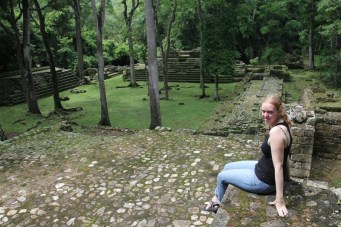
[91,0,111,126]
[122,0,140,88]
[196,0,207,99]
[317,0,341,85]
[202,1,239,101]
[307,0,317,69]
[1,0,29,105]
[145,0,161,129]
[22,0,41,114]
[155,0,177,100]
[69,0,85,82]
[33,0,64,111]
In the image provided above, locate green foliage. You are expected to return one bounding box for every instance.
[319,54,341,86]
[81,29,98,68]
[83,55,98,69]
[250,57,259,65]
[103,39,116,64]
[316,0,341,86]
[260,45,285,64]
[202,1,240,77]
[260,20,281,35]
[114,42,129,58]
[256,0,304,61]
[57,37,76,69]
[83,29,97,55]
[0,0,339,90]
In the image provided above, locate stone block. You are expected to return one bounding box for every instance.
[302,162,312,170]
[292,127,304,137]
[303,136,314,145]
[291,162,302,169]
[304,127,315,137]
[290,144,300,154]
[300,145,313,155]
[290,168,309,178]
[291,154,312,163]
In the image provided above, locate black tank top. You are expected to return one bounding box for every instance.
[255,122,292,185]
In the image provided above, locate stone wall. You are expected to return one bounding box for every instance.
[314,112,341,159]
[290,125,315,178]
[287,104,316,178]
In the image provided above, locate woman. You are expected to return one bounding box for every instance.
[203,94,292,217]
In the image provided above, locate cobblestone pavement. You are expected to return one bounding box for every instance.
[0,128,340,226]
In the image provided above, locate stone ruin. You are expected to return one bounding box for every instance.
[124,50,246,83]
[83,65,126,84]
[0,67,79,106]
[200,71,341,179]
[0,65,125,106]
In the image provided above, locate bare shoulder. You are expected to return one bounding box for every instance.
[269,125,288,135]
[269,125,290,147]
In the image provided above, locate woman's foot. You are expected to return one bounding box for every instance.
[203,197,220,213]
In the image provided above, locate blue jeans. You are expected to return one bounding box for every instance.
[214,160,275,204]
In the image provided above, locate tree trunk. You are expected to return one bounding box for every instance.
[91,0,111,126]
[308,26,315,70]
[9,0,28,105]
[155,0,177,100]
[144,0,161,129]
[308,0,315,70]
[161,54,169,99]
[122,0,140,88]
[71,0,85,83]
[22,0,41,115]
[127,25,137,87]
[213,75,220,101]
[197,0,207,98]
[33,0,64,111]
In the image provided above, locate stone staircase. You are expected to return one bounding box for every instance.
[0,68,80,106]
[124,51,246,83]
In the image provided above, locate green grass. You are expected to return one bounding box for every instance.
[284,69,341,102]
[0,76,238,134]
[2,69,339,135]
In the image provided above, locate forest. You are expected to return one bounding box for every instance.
[0,0,340,128]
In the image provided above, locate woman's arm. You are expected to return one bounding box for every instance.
[268,127,288,217]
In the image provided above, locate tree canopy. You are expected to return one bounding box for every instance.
[0,0,340,86]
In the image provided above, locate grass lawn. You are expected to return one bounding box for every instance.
[1,69,339,136]
[284,69,340,101]
[0,76,238,135]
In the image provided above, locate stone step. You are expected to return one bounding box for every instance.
[1,69,80,106]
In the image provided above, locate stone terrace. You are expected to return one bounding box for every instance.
[0,128,340,226]
[0,68,79,106]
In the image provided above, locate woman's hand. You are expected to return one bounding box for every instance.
[269,198,288,217]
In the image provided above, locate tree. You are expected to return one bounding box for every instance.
[196,0,207,99]
[33,0,64,111]
[0,0,28,104]
[144,0,161,129]
[22,0,41,114]
[202,1,239,101]
[155,0,177,100]
[69,0,85,82]
[233,0,261,62]
[91,0,111,126]
[307,0,317,69]
[317,0,341,86]
[122,0,140,88]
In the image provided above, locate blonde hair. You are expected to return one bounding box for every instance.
[263,94,293,126]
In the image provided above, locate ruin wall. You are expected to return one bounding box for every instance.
[314,112,341,160]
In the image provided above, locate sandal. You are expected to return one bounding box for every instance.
[203,200,220,213]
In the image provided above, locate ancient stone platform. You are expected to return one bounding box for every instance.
[0,128,340,226]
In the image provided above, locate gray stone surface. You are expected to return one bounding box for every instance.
[0,128,340,226]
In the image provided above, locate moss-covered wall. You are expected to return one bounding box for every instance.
[314,112,341,159]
